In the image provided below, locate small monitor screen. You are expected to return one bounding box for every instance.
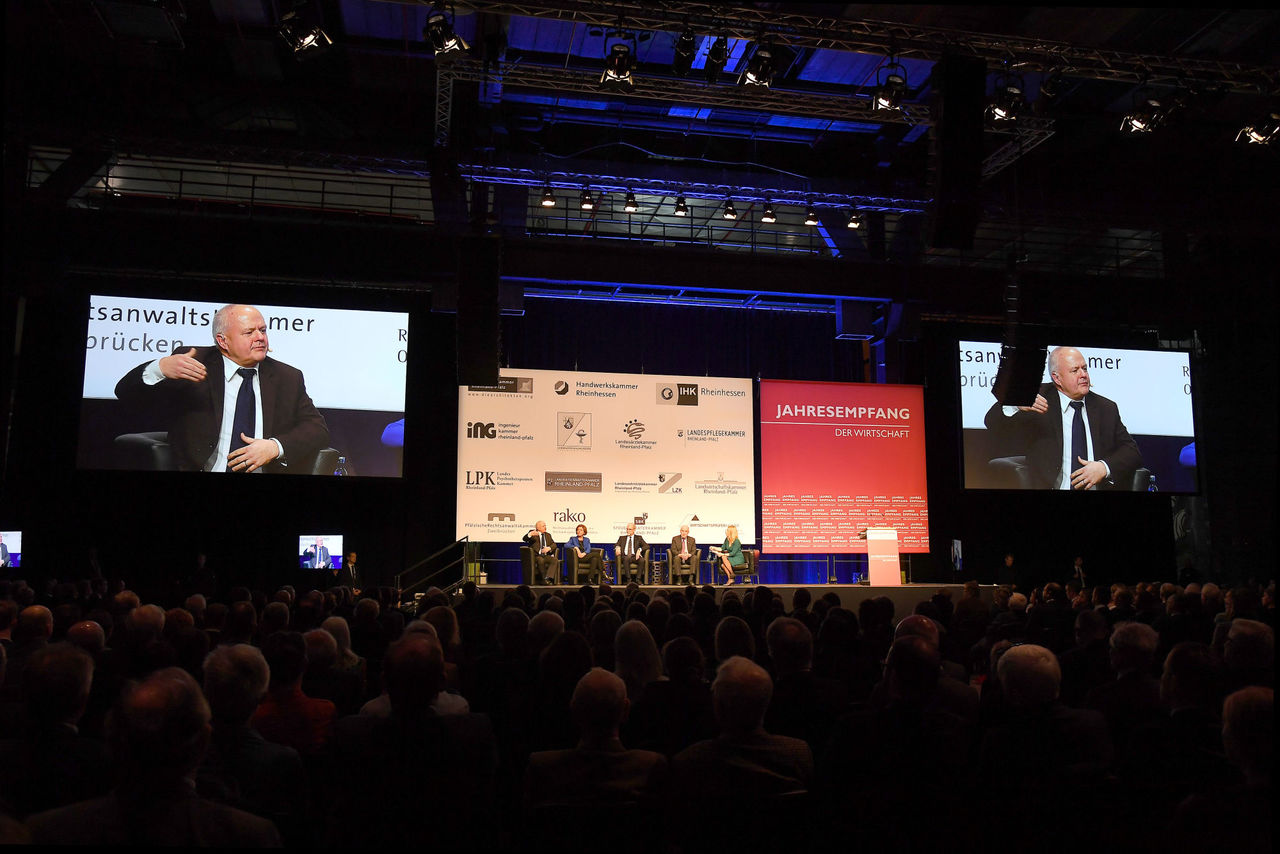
[298,534,344,570]
[78,295,408,477]
[0,530,21,569]
[959,341,1198,492]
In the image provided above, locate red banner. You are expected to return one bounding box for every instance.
[760,380,929,553]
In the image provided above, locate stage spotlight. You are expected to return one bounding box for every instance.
[804,206,820,227]
[672,27,696,78]
[424,4,468,56]
[760,201,777,224]
[846,211,863,229]
[540,186,557,207]
[740,40,775,88]
[601,42,635,90]
[987,75,1026,124]
[1121,92,1183,134]
[722,200,738,220]
[1237,111,1279,145]
[705,36,728,84]
[674,195,688,216]
[278,10,332,57]
[624,191,639,213]
[580,189,594,210]
[873,62,908,111]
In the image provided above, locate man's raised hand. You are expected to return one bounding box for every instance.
[158,348,207,382]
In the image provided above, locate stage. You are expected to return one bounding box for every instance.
[468,583,979,613]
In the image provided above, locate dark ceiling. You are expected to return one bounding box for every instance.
[5,2,1279,300]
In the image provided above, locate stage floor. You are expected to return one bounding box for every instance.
[475,582,972,613]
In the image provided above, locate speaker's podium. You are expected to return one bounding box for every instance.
[865,527,903,586]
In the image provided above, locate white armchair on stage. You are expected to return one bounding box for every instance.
[865,527,901,586]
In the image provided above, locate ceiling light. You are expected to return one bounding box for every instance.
[704,36,728,85]
[278,10,332,57]
[873,62,908,111]
[601,43,635,91]
[674,195,688,216]
[624,191,639,213]
[987,75,1026,124]
[424,5,468,56]
[672,28,696,78]
[740,40,775,88]
[1237,111,1279,145]
[540,186,557,207]
[760,201,776,224]
[580,189,594,210]
[1121,92,1184,134]
[722,200,737,220]
[847,211,863,229]
[804,206,820,227]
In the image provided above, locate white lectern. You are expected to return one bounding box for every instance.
[866,527,901,586]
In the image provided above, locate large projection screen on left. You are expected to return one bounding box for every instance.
[457,369,756,548]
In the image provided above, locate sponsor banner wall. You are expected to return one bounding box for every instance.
[457,370,756,545]
[83,295,408,412]
[760,380,929,553]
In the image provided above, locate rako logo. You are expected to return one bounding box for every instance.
[553,509,587,523]
[466,422,496,439]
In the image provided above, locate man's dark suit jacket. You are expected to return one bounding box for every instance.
[115,346,329,473]
[983,383,1142,489]
[669,536,697,562]
[615,534,648,556]
[302,546,330,569]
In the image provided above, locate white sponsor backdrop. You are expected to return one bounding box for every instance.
[457,369,756,545]
[83,295,408,412]
[958,341,1194,436]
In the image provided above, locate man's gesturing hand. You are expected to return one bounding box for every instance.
[1070,457,1108,490]
[227,433,280,473]
[1017,394,1049,414]
[157,348,207,382]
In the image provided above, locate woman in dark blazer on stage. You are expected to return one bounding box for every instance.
[566,524,604,580]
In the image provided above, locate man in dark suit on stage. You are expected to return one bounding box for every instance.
[615,522,648,584]
[524,521,559,585]
[669,525,698,585]
[114,303,329,473]
[0,533,9,568]
[984,346,1142,490]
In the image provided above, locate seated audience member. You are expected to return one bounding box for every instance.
[320,616,366,685]
[301,628,364,717]
[322,634,498,849]
[713,615,756,669]
[1058,608,1113,706]
[614,620,663,702]
[871,614,978,724]
[588,609,622,670]
[65,619,123,739]
[1085,621,1163,745]
[3,606,52,698]
[0,644,112,817]
[624,636,716,757]
[531,631,593,751]
[527,610,564,659]
[524,668,667,809]
[763,617,849,753]
[670,656,813,801]
[251,631,336,755]
[26,667,281,847]
[986,592,1029,642]
[199,644,310,845]
[1222,618,1274,692]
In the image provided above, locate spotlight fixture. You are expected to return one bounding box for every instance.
[846,211,863,229]
[580,189,594,210]
[672,27,696,78]
[1121,91,1183,134]
[600,42,636,90]
[873,62,908,111]
[722,200,738,220]
[423,3,468,56]
[987,73,1026,124]
[1237,111,1279,145]
[704,36,728,84]
[540,186,557,207]
[739,40,776,88]
[624,191,639,213]
[278,9,332,57]
[804,206,819,227]
[760,201,777,224]
[674,195,688,216]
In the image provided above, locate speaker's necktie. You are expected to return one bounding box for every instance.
[1069,400,1087,480]
[228,368,257,471]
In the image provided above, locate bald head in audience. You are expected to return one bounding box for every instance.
[997,644,1061,708]
[15,605,53,643]
[894,614,941,649]
[24,643,94,727]
[383,633,445,714]
[712,656,774,738]
[66,620,106,656]
[570,668,630,745]
[203,644,269,726]
[1109,621,1158,675]
[1222,686,1272,785]
[110,667,212,784]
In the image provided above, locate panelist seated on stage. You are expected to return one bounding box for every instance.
[524,521,560,585]
[982,346,1143,490]
[302,537,332,569]
[114,303,329,474]
[615,523,649,583]
[566,524,605,583]
[713,525,747,585]
[669,525,699,585]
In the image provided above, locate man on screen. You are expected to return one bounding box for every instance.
[983,346,1142,490]
[114,304,328,473]
[303,537,331,569]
